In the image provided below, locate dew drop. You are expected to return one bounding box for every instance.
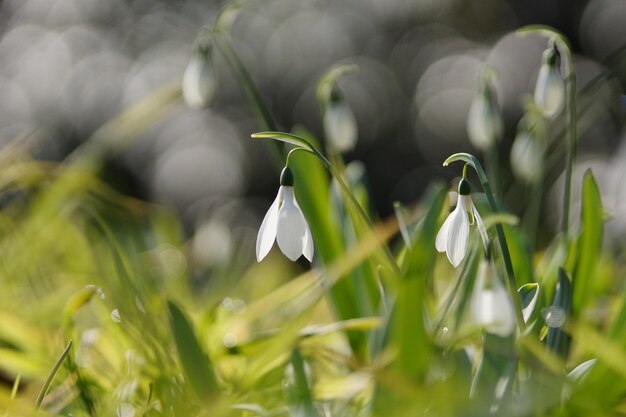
[542,306,566,328]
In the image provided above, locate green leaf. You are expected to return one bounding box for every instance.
[519,283,540,323]
[285,348,319,417]
[35,340,72,410]
[469,334,517,413]
[393,184,447,378]
[546,268,572,360]
[572,170,603,314]
[167,300,217,400]
[251,131,316,153]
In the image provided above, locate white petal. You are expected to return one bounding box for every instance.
[472,203,489,251]
[255,188,282,262]
[436,209,454,253]
[446,197,470,267]
[471,266,516,337]
[295,195,314,262]
[302,225,314,262]
[276,187,308,261]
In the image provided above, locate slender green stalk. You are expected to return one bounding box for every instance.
[486,142,502,197]
[444,153,525,332]
[211,33,285,165]
[561,62,577,237]
[35,340,73,410]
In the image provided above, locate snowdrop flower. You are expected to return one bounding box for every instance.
[467,72,503,151]
[323,85,357,153]
[436,178,488,267]
[256,167,314,262]
[470,260,516,336]
[534,44,565,119]
[510,129,544,184]
[182,40,216,109]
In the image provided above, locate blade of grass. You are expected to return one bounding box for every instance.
[35,340,72,410]
[167,301,217,400]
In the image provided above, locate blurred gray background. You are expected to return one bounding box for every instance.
[1,0,625,259]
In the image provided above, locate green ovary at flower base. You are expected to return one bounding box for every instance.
[256,166,314,262]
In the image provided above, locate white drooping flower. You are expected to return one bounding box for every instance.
[534,45,565,119]
[182,42,216,109]
[467,72,503,151]
[256,167,314,262]
[436,179,488,268]
[470,260,516,337]
[323,86,358,153]
[510,130,544,184]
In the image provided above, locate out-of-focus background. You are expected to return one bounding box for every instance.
[0,0,625,258]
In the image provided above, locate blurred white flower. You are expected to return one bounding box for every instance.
[471,260,516,336]
[510,130,544,184]
[323,86,357,153]
[467,72,503,151]
[534,45,565,119]
[182,42,216,109]
[436,179,487,267]
[256,167,314,262]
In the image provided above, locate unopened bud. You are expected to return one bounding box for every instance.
[182,42,216,109]
[323,85,357,153]
[467,74,503,151]
[510,130,543,184]
[534,45,565,118]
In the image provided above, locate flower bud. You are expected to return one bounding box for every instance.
[323,85,357,153]
[510,130,543,184]
[182,42,216,109]
[467,74,503,151]
[534,45,565,118]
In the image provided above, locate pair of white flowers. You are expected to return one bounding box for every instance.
[467,43,564,152]
[256,167,314,262]
[435,178,515,335]
[436,178,515,336]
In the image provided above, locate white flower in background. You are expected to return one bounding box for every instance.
[436,178,488,267]
[323,85,358,153]
[467,72,503,151]
[510,129,544,184]
[182,41,216,109]
[256,167,314,262]
[471,260,516,336]
[534,44,565,119]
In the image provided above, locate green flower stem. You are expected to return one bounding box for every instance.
[255,132,400,276]
[561,52,577,237]
[444,153,525,332]
[516,27,577,238]
[486,142,502,197]
[210,32,285,164]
